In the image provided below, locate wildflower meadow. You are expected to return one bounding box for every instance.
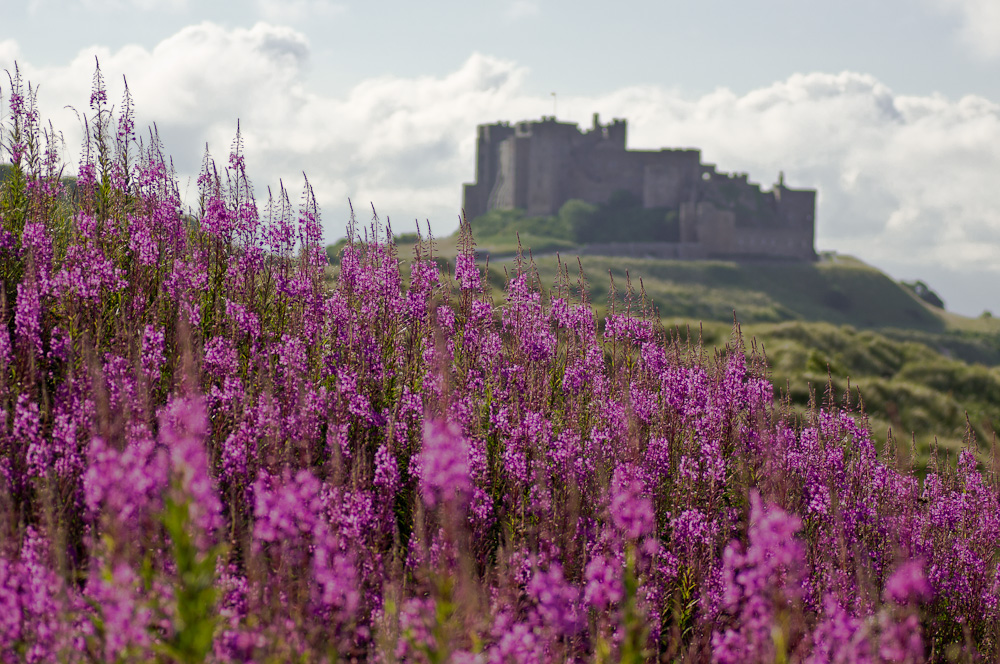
[1,64,998,663]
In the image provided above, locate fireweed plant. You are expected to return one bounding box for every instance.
[1,64,999,663]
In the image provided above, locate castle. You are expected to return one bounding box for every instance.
[463,115,817,261]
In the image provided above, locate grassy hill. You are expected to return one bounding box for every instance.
[336,233,1000,472]
[727,320,998,474]
[511,253,942,326]
[508,251,1000,468]
[377,234,1000,360]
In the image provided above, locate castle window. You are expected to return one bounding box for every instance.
[702,172,711,181]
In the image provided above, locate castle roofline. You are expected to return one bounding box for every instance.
[477,115,628,131]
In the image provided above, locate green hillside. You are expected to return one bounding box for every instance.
[372,234,999,355]
[427,245,990,352]
[722,320,998,473]
[488,250,1000,466]
[337,234,999,472]
[341,233,999,349]
[517,253,941,325]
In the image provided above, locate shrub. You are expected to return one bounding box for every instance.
[902,279,946,309]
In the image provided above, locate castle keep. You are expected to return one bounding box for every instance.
[463,115,817,261]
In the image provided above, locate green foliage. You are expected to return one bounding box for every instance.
[158,490,224,664]
[742,321,999,472]
[568,191,679,244]
[394,231,420,244]
[618,545,652,664]
[470,207,574,243]
[895,359,1000,404]
[902,279,945,309]
[556,198,597,236]
[880,327,1000,367]
[326,238,349,265]
[466,192,679,250]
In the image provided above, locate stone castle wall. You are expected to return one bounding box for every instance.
[463,115,817,261]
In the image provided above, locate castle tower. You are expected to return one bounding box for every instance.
[461,115,818,261]
[462,122,514,220]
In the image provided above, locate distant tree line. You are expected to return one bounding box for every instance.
[902,280,945,309]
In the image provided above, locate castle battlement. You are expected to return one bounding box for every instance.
[463,115,817,261]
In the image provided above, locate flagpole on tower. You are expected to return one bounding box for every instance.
[551,92,557,118]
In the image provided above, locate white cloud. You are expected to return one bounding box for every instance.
[585,73,1000,277]
[256,0,346,24]
[931,0,1000,59]
[506,1,540,21]
[3,23,1000,315]
[0,39,21,64]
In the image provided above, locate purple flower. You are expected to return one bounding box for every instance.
[200,196,236,241]
[671,508,717,555]
[47,326,71,363]
[158,397,223,538]
[455,253,481,290]
[0,316,11,368]
[884,559,932,605]
[806,596,872,664]
[128,214,160,266]
[373,443,400,493]
[488,619,540,664]
[418,419,472,510]
[584,554,624,610]
[604,313,654,345]
[396,596,437,659]
[14,280,43,357]
[405,259,439,320]
[878,613,924,663]
[225,299,261,340]
[141,325,166,383]
[610,464,656,540]
[713,492,806,662]
[527,562,583,636]
[85,563,153,661]
[0,528,67,661]
[312,529,361,624]
[203,335,238,376]
[17,395,48,479]
[52,221,126,301]
[252,469,324,548]
[21,222,53,292]
[84,432,170,529]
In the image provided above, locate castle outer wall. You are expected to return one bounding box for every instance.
[462,115,817,261]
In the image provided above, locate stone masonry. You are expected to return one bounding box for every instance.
[462,114,817,261]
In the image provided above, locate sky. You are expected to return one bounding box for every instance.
[2,0,1000,316]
